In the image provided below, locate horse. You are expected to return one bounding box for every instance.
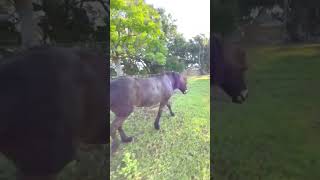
[212,34,248,103]
[110,72,188,153]
[0,46,107,180]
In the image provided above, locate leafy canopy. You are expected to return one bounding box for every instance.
[110,0,167,69]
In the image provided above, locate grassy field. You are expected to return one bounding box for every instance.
[213,44,320,180]
[110,76,210,180]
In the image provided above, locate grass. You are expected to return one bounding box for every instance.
[213,44,320,180]
[110,75,210,180]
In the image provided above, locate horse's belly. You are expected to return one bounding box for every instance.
[138,93,162,107]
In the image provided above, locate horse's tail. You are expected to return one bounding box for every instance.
[109,79,121,109]
[110,81,115,109]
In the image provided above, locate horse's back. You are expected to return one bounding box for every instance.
[136,77,170,106]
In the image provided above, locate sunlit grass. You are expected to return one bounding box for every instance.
[189,75,210,80]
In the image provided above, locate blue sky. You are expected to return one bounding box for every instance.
[145,0,210,40]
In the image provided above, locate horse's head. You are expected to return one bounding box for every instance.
[172,72,188,94]
[213,35,248,104]
[220,59,248,103]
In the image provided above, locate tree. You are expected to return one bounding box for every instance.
[282,0,320,41]
[14,0,41,49]
[187,34,209,74]
[1,0,108,49]
[110,0,167,76]
[212,0,239,36]
[158,8,210,74]
[39,0,107,44]
[158,8,187,72]
[236,0,320,42]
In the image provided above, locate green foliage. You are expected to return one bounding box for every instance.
[1,1,108,45]
[158,9,189,71]
[168,33,188,59]
[110,0,167,74]
[110,4,210,75]
[187,34,210,74]
[165,56,185,72]
[122,59,141,75]
[40,1,101,43]
[213,0,239,35]
[110,68,117,77]
[110,76,210,179]
[213,0,280,35]
[158,9,210,73]
[220,0,320,41]
[118,152,140,179]
[214,44,320,179]
[154,52,166,65]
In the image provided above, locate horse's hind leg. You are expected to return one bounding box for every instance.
[118,126,133,143]
[110,116,127,153]
[167,102,175,117]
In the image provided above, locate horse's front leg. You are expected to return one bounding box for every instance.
[166,102,175,117]
[154,103,165,130]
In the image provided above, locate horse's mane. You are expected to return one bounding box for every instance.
[213,35,223,63]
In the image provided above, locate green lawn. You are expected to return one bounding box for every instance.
[110,76,210,180]
[213,44,320,180]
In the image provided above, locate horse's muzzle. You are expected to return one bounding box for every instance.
[232,89,248,104]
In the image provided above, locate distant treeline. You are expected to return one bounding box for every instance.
[213,0,320,42]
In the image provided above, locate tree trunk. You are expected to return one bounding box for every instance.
[15,0,40,49]
[198,45,206,75]
[112,57,124,77]
[285,0,312,42]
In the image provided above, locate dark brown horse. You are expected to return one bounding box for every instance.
[0,46,107,180]
[110,72,187,153]
[212,34,248,103]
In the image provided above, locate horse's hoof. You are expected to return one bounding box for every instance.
[171,113,175,117]
[122,137,133,143]
[154,123,160,130]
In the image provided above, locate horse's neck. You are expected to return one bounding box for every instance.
[168,75,177,90]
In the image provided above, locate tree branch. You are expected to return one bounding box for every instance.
[97,0,109,14]
[78,0,109,14]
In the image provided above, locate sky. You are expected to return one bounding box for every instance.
[145,0,210,40]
